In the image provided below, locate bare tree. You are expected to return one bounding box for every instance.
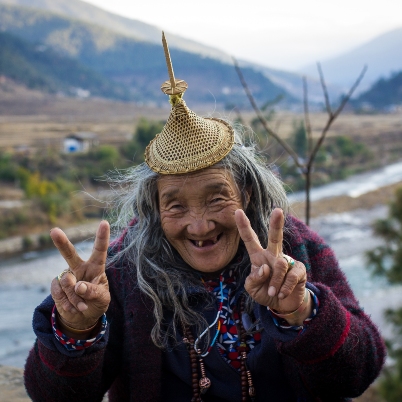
[233,59,367,225]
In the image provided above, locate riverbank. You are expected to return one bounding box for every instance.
[0,221,99,259]
[290,180,402,220]
[0,365,28,402]
[2,180,400,260]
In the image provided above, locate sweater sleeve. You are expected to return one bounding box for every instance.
[24,265,125,402]
[267,216,386,399]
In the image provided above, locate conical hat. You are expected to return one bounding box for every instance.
[144,33,234,175]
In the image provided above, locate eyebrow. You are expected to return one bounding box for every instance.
[160,188,180,203]
[160,181,231,203]
[204,183,230,193]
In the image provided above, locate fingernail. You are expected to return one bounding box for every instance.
[70,308,78,314]
[268,286,276,296]
[77,302,88,311]
[278,292,284,299]
[258,266,264,277]
[76,282,87,295]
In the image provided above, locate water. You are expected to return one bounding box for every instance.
[288,160,402,201]
[0,242,92,368]
[310,207,402,340]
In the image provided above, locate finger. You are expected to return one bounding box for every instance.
[277,262,307,299]
[75,280,110,305]
[51,277,78,314]
[234,209,263,256]
[58,270,88,312]
[267,208,284,257]
[246,264,270,291]
[244,263,271,299]
[266,256,289,297]
[247,263,271,284]
[50,228,83,271]
[87,221,110,273]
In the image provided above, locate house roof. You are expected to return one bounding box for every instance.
[65,132,98,141]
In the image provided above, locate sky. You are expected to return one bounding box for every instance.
[83,0,402,70]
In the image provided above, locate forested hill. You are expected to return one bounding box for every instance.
[355,71,402,110]
[0,31,130,99]
[0,0,231,61]
[0,4,294,106]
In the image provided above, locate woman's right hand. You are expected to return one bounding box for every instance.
[50,220,111,336]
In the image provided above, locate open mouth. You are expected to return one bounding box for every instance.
[191,234,221,248]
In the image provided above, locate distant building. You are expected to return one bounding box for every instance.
[63,132,99,153]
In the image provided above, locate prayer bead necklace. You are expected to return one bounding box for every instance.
[182,284,256,402]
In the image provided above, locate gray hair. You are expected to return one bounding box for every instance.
[106,129,289,348]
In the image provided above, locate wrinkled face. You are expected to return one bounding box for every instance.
[158,168,247,274]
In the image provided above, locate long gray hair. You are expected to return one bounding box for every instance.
[106,129,289,348]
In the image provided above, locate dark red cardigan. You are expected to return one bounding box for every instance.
[24,216,386,401]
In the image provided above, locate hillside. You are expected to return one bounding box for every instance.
[354,71,402,110]
[0,4,294,106]
[300,27,402,92]
[0,31,129,99]
[0,0,313,102]
[0,0,231,61]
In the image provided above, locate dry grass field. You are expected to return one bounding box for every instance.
[1,81,401,153]
[0,81,169,150]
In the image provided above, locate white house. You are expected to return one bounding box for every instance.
[63,132,99,153]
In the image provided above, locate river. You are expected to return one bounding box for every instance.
[288,159,402,201]
[1,161,402,369]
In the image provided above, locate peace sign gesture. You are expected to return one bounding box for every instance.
[235,208,311,325]
[50,221,111,338]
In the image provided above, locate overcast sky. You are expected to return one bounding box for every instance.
[83,0,402,70]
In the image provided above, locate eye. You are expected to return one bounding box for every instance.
[210,197,224,204]
[169,204,184,211]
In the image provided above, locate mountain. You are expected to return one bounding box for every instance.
[241,61,342,104]
[299,27,402,92]
[0,31,129,99]
[0,4,294,106]
[0,0,232,62]
[354,71,402,110]
[0,0,313,103]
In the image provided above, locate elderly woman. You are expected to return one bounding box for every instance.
[24,36,385,402]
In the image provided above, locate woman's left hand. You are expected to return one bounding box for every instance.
[235,208,308,316]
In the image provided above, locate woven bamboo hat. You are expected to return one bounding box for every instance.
[144,33,234,175]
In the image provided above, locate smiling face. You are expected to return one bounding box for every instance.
[158,168,248,274]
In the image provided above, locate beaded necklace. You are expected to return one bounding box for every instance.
[182,270,256,401]
[194,275,224,357]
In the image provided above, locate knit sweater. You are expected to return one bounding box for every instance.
[24,216,386,401]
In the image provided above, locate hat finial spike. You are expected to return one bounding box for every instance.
[162,31,176,91]
[160,32,188,96]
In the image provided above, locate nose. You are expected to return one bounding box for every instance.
[186,212,215,237]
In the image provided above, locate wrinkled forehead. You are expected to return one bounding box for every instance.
[157,167,238,200]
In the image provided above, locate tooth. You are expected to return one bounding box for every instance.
[198,240,203,247]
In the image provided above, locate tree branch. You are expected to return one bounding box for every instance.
[303,76,313,158]
[332,65,368,120]
[233,57,303,168]
[317,62,332,116]
[234,55,366,226]
[308,64,367,169]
